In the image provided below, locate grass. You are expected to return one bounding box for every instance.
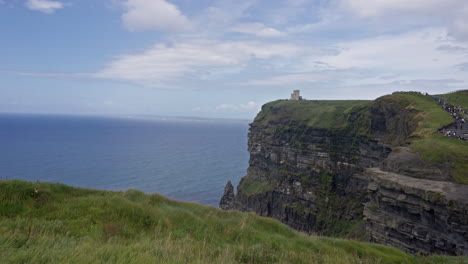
[438,90,468,109]
[1,180,466,264]
[238,177,272,195]
[392,92,468,183]
[254,99,371,133]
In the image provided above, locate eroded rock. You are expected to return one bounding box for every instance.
[219,181,235,210]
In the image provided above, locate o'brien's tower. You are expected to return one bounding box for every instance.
[290,90,302,100]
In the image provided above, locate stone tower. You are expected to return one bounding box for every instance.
[290,90,302,100]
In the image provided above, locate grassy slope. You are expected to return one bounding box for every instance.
[392,92,468,184]
[1,180,465,264]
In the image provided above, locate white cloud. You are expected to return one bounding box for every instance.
[318,28,468,74]
[96,39,303,86]
[312,28,468,88]
[240,101,258,110]
[340,0,468,40]
[340,0,447,17]
[122,0,191,32]
[25,0,64,14]
[215,101,260,112]
[197,0,257,27]
[230,23,285,38]
[242,28,468,88]
[242,70,366,86]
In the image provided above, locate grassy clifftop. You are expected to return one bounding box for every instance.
[254,99,371,132]
[1,180,464,264]
[250,92,468,184]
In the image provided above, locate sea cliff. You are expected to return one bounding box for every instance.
[221,91,468,255]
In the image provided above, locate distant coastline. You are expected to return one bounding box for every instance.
[121,114,251,124]
[0,112,251,124]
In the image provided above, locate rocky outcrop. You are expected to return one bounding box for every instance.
[219,181,235,210]
[369,95,417,146]
[364,168,468,256]
[380,147,450,181]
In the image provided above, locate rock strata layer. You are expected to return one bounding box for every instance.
[364,168,468,256]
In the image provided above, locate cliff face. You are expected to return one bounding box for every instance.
[231,127,389,235]
[220,93,468,256]
[365,168,468,256]
[221,99,397,235]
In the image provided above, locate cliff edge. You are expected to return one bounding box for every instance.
[221,91,468,256]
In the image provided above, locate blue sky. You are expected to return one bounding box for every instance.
[1,0,468,119]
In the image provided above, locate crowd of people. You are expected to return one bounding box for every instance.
[439,129,464,140]
[434,97,467,141]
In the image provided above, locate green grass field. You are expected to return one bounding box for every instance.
[1,180,466,264]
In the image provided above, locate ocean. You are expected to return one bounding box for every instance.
[0,113,250,207]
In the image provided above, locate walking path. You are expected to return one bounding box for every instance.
[431,95,468,141]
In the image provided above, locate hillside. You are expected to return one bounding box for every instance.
[1,180,464,264]
[392,92,468,183]
[438,90,468,109]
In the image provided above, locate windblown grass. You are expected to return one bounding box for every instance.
[1,180,465,264]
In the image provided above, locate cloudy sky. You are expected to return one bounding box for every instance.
[1,0,468,119]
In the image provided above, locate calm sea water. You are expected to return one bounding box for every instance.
[0,114,250,207]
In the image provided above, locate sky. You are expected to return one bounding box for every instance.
[1,0,468,119]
